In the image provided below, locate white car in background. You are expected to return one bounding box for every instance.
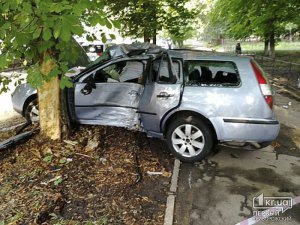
[80,41,106,61]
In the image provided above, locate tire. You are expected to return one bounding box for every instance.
[25,99,39,123]
[166,116,215,163]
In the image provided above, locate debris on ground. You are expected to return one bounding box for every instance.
[0,125,173,224]
[0,131,34,150]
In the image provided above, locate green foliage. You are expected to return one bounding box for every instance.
[53,177,63,186]
[43,154,53,163]
[59,157,67,164]
[0,0,114,93]
[164,1,199,42]
[104,0,199,42]
[209,0,300,40]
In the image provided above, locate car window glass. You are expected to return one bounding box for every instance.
[172,60,180,78]
[157,58,179,83]
[152,59,160,81]
[93,60,145,84]
[187,60,240,86]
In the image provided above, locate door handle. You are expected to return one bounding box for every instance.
[157,92,173,98]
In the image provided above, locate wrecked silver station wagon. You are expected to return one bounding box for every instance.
[11,43,280,162]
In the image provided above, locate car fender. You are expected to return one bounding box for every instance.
[161,106,221,140]
[11,83,37,115]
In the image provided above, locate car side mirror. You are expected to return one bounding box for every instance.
[81,76,96,95]
[81,84,93,95]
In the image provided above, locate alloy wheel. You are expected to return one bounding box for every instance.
[171,124,205,158]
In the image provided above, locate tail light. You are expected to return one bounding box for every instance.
[251,61,273,109]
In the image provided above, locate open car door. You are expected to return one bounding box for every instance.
[73,58,147,130]
[138,53,183,136]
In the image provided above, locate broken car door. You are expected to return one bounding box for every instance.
[139,54,183,136]
[73,59,147,130]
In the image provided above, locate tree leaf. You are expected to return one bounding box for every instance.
[109,34,116,40]
[60,28,71,42]
[59,157,67,164]
[54,177,63,186]
[2,22,11,30]
[59,76,73,89]
[53,25,61,39]
[101,33,107,43]
[42,27,52,41]
[112,20,121,29]
[43,155,53,163]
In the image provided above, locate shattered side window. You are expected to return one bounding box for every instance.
[157,57,179,83]
[152,59,160,81]
[93,60,145,84]
[186,60,240,87]
[119,61,145,83]
[158,60,170,82]
[172,60,180,78]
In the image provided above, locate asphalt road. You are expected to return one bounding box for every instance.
[174,89,300,225]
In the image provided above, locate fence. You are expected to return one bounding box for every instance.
[254,55,300,89]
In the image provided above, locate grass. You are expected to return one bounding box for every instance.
[241,41,300,52]
[215,41,300,64]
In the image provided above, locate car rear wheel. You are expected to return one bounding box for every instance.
[166,116,214,163]
[25,99,39,123]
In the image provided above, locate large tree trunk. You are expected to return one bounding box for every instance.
[178,40,184,48]
[38,56,61,140]
[269,31,275,58]
[264,38,269,56]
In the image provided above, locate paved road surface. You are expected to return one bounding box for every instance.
[174,89,300,225]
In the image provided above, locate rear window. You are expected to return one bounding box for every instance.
[186,60,240,86]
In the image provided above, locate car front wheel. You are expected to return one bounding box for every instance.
[166,116,214,163]
[25,99,39,123]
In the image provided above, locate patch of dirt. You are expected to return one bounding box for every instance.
[0,125,173,224]
[0,115,26,132]
[272,124,300,158]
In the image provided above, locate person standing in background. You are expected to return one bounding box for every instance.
[235,43,242,54]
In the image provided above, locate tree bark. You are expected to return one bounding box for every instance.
[152,29,157,44]
[38,55,61,140]
[264,39,269,56]
[269,31,275,58]
[144,29,150,43]
[60,89,72,139]
[178,40,184,48]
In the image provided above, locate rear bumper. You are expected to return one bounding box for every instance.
[211,117,280,142]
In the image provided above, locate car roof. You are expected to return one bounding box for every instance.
[168,50,252,62]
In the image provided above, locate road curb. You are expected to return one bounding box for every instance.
[164,159,181,225]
